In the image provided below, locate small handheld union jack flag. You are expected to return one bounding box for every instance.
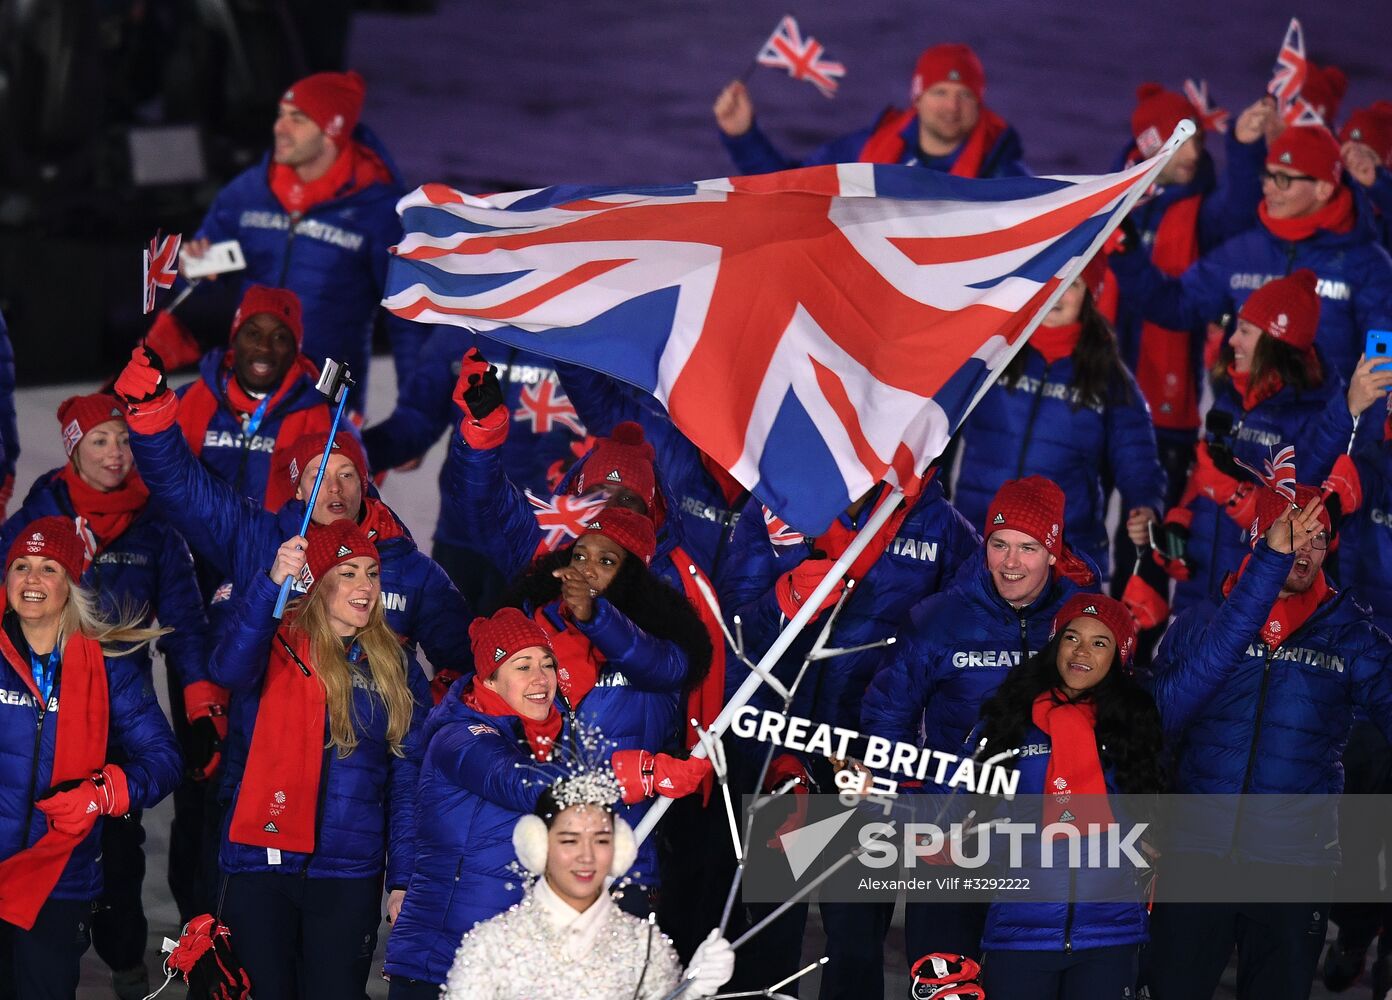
[1236,445,1298,501]
[143,231,182,314]
[1183,79,1230,134]
[527,489,607,550]
[513,380,586,436]
[1266,18,1324,127]
[762,506,806,547]
[755,15,845,99]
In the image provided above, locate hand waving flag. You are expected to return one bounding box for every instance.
[384,132,1186,534]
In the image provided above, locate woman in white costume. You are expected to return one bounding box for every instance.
[441,772,735,1000]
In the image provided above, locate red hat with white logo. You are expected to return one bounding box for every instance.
[304,519,378,589]
[910,44,985,103]
[468,607,553,680]
[984,476,1094,585]
[1267,125,1343,186]
[7,516,85,582]
[581,508,657,566]
[232,285,303,348]
[1341,101,1392,167]
[1131,83,1197,158]
[1238,269,1320,351]
[1051,592,1137,670]
[56,393,125,457]
[281,71,366,142]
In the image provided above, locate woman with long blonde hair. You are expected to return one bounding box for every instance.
[210,519,429,1000]
[0,517,181,1000]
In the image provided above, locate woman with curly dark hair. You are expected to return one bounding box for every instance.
[968,593,1163,1000]
[497,507,712,908]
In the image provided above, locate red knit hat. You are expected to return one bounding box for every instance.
[1131,83,1197,158]
[288,431,368,488]
[56,393,125,457]
[1238,270,1321,351]
[1051,593,1137,670]
[570,422,661,524]
[1341,101,1392,167]
[580,508,657,566]
[469,607,554,680]
[1267,125,1342,185]
[984,476,1094,585]
[305,519,378,588]
[280,70,366,142]
[1251,483,1332,546]
[910,44,985,103]
[6,516,85,582]
[1300,63,1348,127]
[231,285,303,347]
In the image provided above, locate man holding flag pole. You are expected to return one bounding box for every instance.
[381,118,1192,988]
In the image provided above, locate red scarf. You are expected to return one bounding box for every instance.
[859,106,1010,179]
[268,141,392,216]
[58,465,149,560]
[0,611,109,929]
[1031,691,1113,829]
[814,489,914,583]
[1227,366,1284,412]
[228,627,325,854]
[1223,555,1332,649]
[536,605,603,709]
[1029,322,1081,365]
[463,679,562,761]
[1258,185,1356,243]
[223,354,321,422]
[1134,195,1203,431]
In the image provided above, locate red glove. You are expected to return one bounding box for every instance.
[429,667,464,705]
[764,754,810,849]
[183,681,229,781]
[1122,566,1170,630]
[115,345,179,433]
[145,311,203,370]
[611,749,713,805]
[453,348,509,449]
[1322,454,1362,518]
[1221,481,1259,532]
[36,766,129,837]
[774,558,846,620]
[165,914,252,1000]
[0,473,12,519]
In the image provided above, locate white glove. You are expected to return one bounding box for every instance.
[684,929,735,997]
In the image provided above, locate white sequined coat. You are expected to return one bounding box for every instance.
[440,878,682,999]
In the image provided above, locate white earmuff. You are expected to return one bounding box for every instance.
[512,814,549,875]
[610,816,638,878]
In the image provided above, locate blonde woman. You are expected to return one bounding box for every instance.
[0,517,181,1000]
[211,520,429,1000]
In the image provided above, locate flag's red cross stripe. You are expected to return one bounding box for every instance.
[396,167,1138,487]
[770,35,836,92]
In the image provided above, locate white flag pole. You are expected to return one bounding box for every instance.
[633,121,1193,847]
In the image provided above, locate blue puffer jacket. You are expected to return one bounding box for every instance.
[188,125,427,407]
[128,423,472,673]
[720,110,1028,178]
[1168,377,1350,617]
[861,552,1097,757]
[1364,167,1392,252]
[1109,185,1392,383]
[0,623,181,901]
[210,573,428,887]
[0,470,210,689]
[720,481,980,732]
[953,350,1166,580]
[362,331,588,547]
[978,724,1149,953]
[1109,135,1264,379]
[175,349,331,511]
[1152,543,1392,863]
[0,314,18,490]
[384,684,569,985]
[555,363,747,579]
[529,598,687,884]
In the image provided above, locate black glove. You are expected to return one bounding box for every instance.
[186,716,224,782]
[1113,214,1141,255]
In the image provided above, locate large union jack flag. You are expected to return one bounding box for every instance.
[383,147,1180,534]
[1267,18,1324,127]
[755,15,845,99]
